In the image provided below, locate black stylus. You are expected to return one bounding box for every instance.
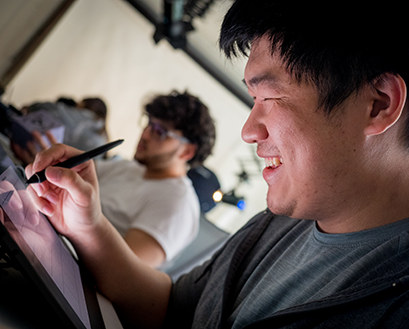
[25,139,124,185]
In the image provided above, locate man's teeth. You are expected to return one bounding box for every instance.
[265,157,283,168]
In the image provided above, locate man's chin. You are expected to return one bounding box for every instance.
[134,156,146,165]
[267,198,297,218]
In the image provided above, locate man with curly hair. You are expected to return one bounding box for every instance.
[95,90,216,268]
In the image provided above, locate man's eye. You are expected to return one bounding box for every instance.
[152,125,163,135]
[263,97,281,102]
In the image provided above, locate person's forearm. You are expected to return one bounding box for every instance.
[68,216,172,328]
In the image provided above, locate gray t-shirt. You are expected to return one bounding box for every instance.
[166,211,409,328]
[228,218,409,328]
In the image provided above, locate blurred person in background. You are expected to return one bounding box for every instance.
[95,90,216,268]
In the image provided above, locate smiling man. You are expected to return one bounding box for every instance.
[25,0,409,328]
[240,39,408,233]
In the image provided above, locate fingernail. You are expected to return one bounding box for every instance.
[42,205,54,217]
[32,159,43,172]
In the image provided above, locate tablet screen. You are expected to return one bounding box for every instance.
[0,166,104,328]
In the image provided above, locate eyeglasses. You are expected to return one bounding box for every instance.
[142,114,190,143]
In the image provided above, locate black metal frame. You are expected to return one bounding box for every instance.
[125,0,253,109]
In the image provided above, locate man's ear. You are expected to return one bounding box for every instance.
[179,143,197,162]
[364,73,407,136]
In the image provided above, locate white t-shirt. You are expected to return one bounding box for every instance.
[95,158,200,264]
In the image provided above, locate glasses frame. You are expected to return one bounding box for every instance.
[142,114,190,144]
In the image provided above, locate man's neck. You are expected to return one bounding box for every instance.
[143,165,187,179]
[316,166,409,234]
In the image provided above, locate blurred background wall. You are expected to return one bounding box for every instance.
[1,0,268,233]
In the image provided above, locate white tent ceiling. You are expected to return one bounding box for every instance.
[0,0,267,232]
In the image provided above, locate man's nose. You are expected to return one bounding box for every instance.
[241,106,268,144]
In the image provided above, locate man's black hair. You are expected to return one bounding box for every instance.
[144,90,216,167]
[220,0,409,114]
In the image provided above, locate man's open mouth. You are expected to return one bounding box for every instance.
[265,157,283,169]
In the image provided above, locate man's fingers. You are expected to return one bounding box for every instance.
[29,144,83,174]
[45,131,58,145]
[32,130,57,150]
[26,186,55,217]
[26,140,38,156]
[45,166,94,208]
[31,131,49,150]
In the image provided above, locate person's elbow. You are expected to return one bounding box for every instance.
[124,228,166,268]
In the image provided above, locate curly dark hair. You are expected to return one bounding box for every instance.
[144,90,216,167]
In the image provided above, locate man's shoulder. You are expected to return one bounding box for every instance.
[147,175,197,198]
[96,158,141,174]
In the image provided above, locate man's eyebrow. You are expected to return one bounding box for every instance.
[242,74,279,89]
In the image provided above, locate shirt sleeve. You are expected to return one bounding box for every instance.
[128,180,200,261]
[163,257,215,328]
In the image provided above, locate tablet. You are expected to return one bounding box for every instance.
[0,166,105,329]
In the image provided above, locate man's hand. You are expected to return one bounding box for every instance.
[11,130,57,166]
[24,143,102,241]
[25,144,172,328]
